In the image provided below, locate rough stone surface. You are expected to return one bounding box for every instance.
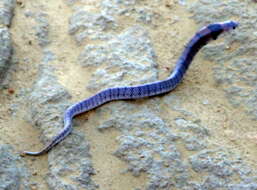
[42,49,56,64]
[85,41,255,188]
[34,13,50,47]
[0,144,30,190]
[28,64,71,140]
[189,149,257,190]
[79,26,158,91]
[4,0,255,189]
[101,0,162,26]
[28,64,98,190]
[190,0,257,120]
[96,103,257,189]
[0,0,15,26]
[69,10,116,43]
[0,0,14,86]
[68,0,257,189]
[25,12,50,47]
[0,28,12,85]
[97,104,188,189]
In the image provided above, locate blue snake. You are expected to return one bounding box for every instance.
[22,21,238,156]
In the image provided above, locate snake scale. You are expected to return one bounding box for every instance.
[22,21,238,156]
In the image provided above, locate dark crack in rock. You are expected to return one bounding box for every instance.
[28,64,98,190]
[0,28,12,86]
[79,26,158,91]
[0,0,15,26]
[190,0,257,120]
[0,144,30,190]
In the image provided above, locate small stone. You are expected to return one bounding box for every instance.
[32,171,38,176]
[30,183,38,190]
[17,0,25,8]
[202,99,209,105]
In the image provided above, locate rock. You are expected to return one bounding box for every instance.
[98,107,187,189]
[27,64,98,190]
[174,118,209,137]
[35,13,50,47]
[0,0,15,26]
[47,132,97,190]
[228,183,257,190]
[28,64,71,140]
[101,0,137,16]
[189,149,257,189]
[24,11,50,47]
[71,3,256,187]
[79,26,158,91]
[190,0,257,120]
[0,144,30,190]
[190,150,233,176]
[18,1,256,189]
[96,102,256,189]
[178,0,186,6]
[0,27,12,86]
[69,10,116,43]
[184,136,206,151]
[135,7,160,25]
[101,0,162,25]
[42,49,56,64]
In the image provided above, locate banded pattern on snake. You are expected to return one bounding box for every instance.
[22,21,238,156]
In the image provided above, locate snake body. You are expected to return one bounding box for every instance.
[23,21,238,156]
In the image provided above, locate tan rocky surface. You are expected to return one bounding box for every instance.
[0,0,256,189]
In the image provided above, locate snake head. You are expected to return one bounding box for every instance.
[219,20,239,31]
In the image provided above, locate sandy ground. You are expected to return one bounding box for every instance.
[0,0,256,189]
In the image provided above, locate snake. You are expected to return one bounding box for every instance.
[22,20,238,156]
